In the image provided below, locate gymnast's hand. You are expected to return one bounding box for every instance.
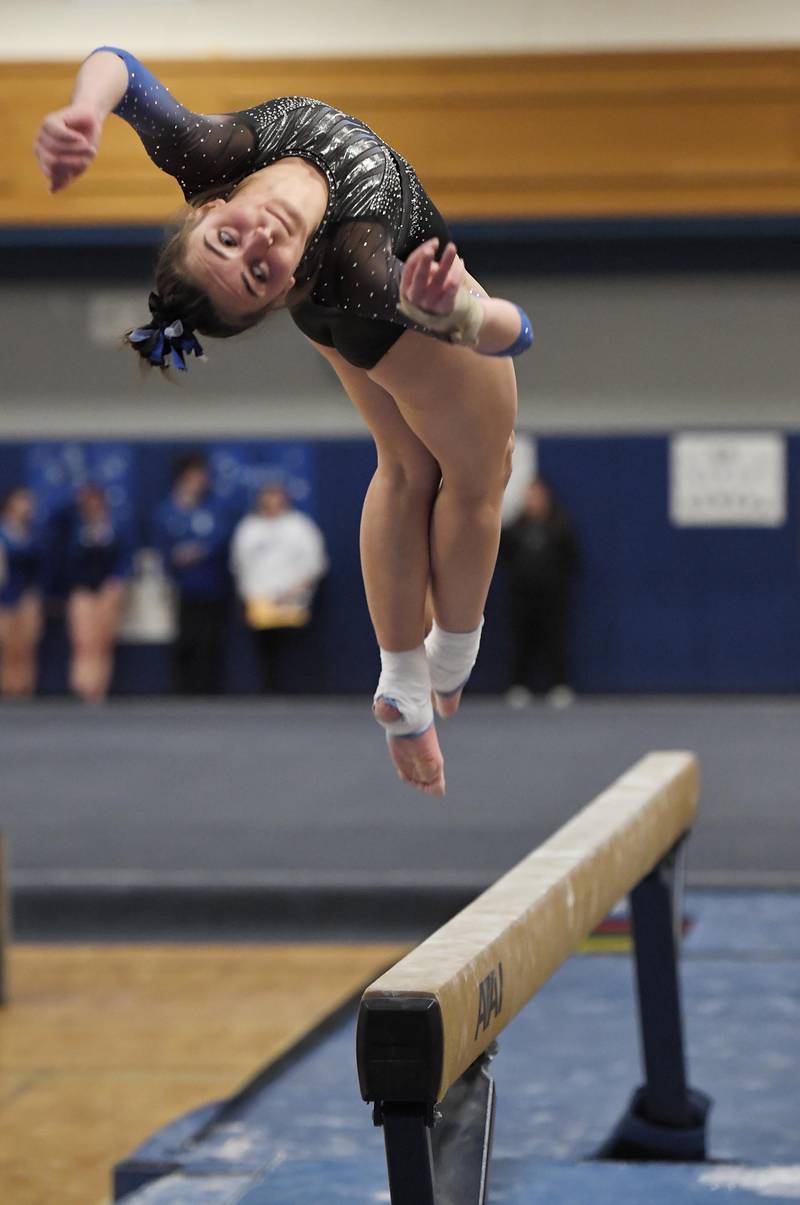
[400,239,465,315]
[33,104,102,193]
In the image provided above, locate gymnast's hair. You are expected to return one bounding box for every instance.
[125,186,273,373]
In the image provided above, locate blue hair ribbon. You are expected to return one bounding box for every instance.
[128,306,205,371]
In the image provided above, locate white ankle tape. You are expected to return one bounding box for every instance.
[373,645,433,737]
[425,618,484,695]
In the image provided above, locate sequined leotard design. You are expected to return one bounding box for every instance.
[98,47,452,368]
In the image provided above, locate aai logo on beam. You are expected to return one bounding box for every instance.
[475,962,504,1040]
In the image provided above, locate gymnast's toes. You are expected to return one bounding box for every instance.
[387,726,446,798]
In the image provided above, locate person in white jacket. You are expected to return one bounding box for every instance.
[230,482,328,692]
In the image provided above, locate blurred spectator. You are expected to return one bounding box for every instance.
[66,484,133,702]
[500,477,579,709]
[153,452,233,695]
[231,481,328,692]
[0,487,43,699]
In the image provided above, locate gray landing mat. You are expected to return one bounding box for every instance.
[4,697,799,935]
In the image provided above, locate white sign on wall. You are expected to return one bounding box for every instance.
[669,431,787,528]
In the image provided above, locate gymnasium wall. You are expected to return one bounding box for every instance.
[4,1,800,58]
[4,13,799,697]
[2,431,799,696]
[0,260,798,437]
[7,48,800,224]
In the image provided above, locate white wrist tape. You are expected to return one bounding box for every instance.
[373,645,434,737]
[425,618,484,695]
[397,286,485,348]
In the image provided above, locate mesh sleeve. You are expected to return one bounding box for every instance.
[93,47,255,199]
[320,220,451,341]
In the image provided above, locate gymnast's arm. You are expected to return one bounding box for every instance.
[33,50,127,192]
[326,223,532,358]
[398,238,533,357]
[33,48,255,197]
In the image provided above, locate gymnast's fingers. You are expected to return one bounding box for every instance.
[400,249,424,299]
[33,145,53,182]
[419,245,465,313]
[33,132,89,186]
[36,127,95,158]
[41,112,90,148]
[430,244,461,292]
[50,178,79,194]
[441,250,466,299]
[52,162,95,192]
[36,147,94,187]
[403,240,440,306]
[34,147,63,182]
[38,147,94,170]
[48,158,93,192]
[434,241,459,279]
[401,240,437,301]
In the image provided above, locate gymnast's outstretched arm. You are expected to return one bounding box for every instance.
[34,48,255,199]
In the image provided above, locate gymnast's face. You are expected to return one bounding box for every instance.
[184,197,302,320]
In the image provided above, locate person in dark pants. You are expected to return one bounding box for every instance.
[500,477,579,708]
[153,453,233,695]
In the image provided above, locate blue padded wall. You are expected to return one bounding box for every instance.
[2,433,799,695]
[538,435,800,692]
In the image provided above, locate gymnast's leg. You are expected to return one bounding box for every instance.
[0,594,42,698]
[367,330,517,716]
[310,342,447,795]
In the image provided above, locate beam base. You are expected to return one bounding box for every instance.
[597,1085,712,1163]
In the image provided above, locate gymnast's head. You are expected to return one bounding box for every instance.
[127,186,306,372]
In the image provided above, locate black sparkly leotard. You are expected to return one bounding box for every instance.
[99,47,453,368]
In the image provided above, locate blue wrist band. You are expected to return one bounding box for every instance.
[487,305,534,357]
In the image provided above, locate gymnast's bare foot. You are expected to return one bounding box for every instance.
[374,697,446,797]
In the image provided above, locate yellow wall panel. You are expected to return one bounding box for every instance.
[5,49,800,226]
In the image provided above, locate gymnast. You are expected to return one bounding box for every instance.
[65,483,134,703]
[33,47,533,795]
[0,488,43,699]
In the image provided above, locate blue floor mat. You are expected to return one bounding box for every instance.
[118,892,800,1203]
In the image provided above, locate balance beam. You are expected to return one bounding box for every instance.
[357,751,709,1205]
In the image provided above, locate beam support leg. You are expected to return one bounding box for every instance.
[631,838,692,1127]
[597,839,711,1161]
[381,1103,436,1205]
